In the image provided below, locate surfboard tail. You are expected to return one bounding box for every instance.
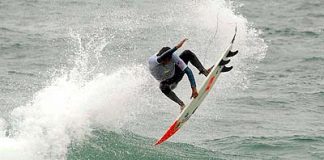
[154,120,180,145]
[231,25,237,44]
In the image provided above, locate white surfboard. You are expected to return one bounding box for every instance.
[154,27,238,145]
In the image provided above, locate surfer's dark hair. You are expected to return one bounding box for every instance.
[157,47,171,56]
[157,47,172,60]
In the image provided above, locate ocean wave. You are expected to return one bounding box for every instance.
[301,57,324,62]
[262,27,321,37]
[307,13,324,18]
[0,27,25,34]
[67,129,226,160]
[7,71,36,77]
[289,135,324,143]
[311,91,324,97]
[203,135,324,159]
[296,1,324,10]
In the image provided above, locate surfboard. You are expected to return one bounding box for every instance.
[154,26,238,145]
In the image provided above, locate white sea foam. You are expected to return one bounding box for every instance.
[0,65,150,160]
[0,27,151,159]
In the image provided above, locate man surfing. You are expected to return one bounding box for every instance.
[148,38,212,112]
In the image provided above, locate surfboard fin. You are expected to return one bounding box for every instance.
[219,59,230,66]
[221,66,233,72]
[227,50,238,57]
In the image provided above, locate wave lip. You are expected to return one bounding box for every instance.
[67,129,229,160]
[1,65,150,160]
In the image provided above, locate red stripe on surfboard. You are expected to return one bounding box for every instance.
[205,76,216,92]
[155,120,180,145]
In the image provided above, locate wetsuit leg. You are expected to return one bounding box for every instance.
[180,50,208,76]
[159,81,183,106]
[159,66,186,105]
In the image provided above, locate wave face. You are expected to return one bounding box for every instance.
[9,0,322,159]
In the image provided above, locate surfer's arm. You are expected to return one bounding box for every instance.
[175,38,188,49]
[157,38,188,63]
[175,54,198,98]
[184,67,199,98]
[172,54,197,88]
[184,67,196,88]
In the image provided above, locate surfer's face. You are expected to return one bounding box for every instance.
[161,58,171,65]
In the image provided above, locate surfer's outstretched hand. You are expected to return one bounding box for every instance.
[176,38,188,49]
[191,87,198,99]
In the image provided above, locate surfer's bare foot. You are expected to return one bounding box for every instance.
[199,65,214,77]
[206,65,214,74]
[179,102,185,112]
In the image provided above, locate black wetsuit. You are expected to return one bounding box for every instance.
[148,47,208,106]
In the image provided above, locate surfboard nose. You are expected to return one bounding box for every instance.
[154,120,180,145]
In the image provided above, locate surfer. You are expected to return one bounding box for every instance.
[148,38,212,111]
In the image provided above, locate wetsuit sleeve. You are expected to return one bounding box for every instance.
[171,54,187,71]
[184,67,196,88]
[171,54,195,87]
[157,47,177,63]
